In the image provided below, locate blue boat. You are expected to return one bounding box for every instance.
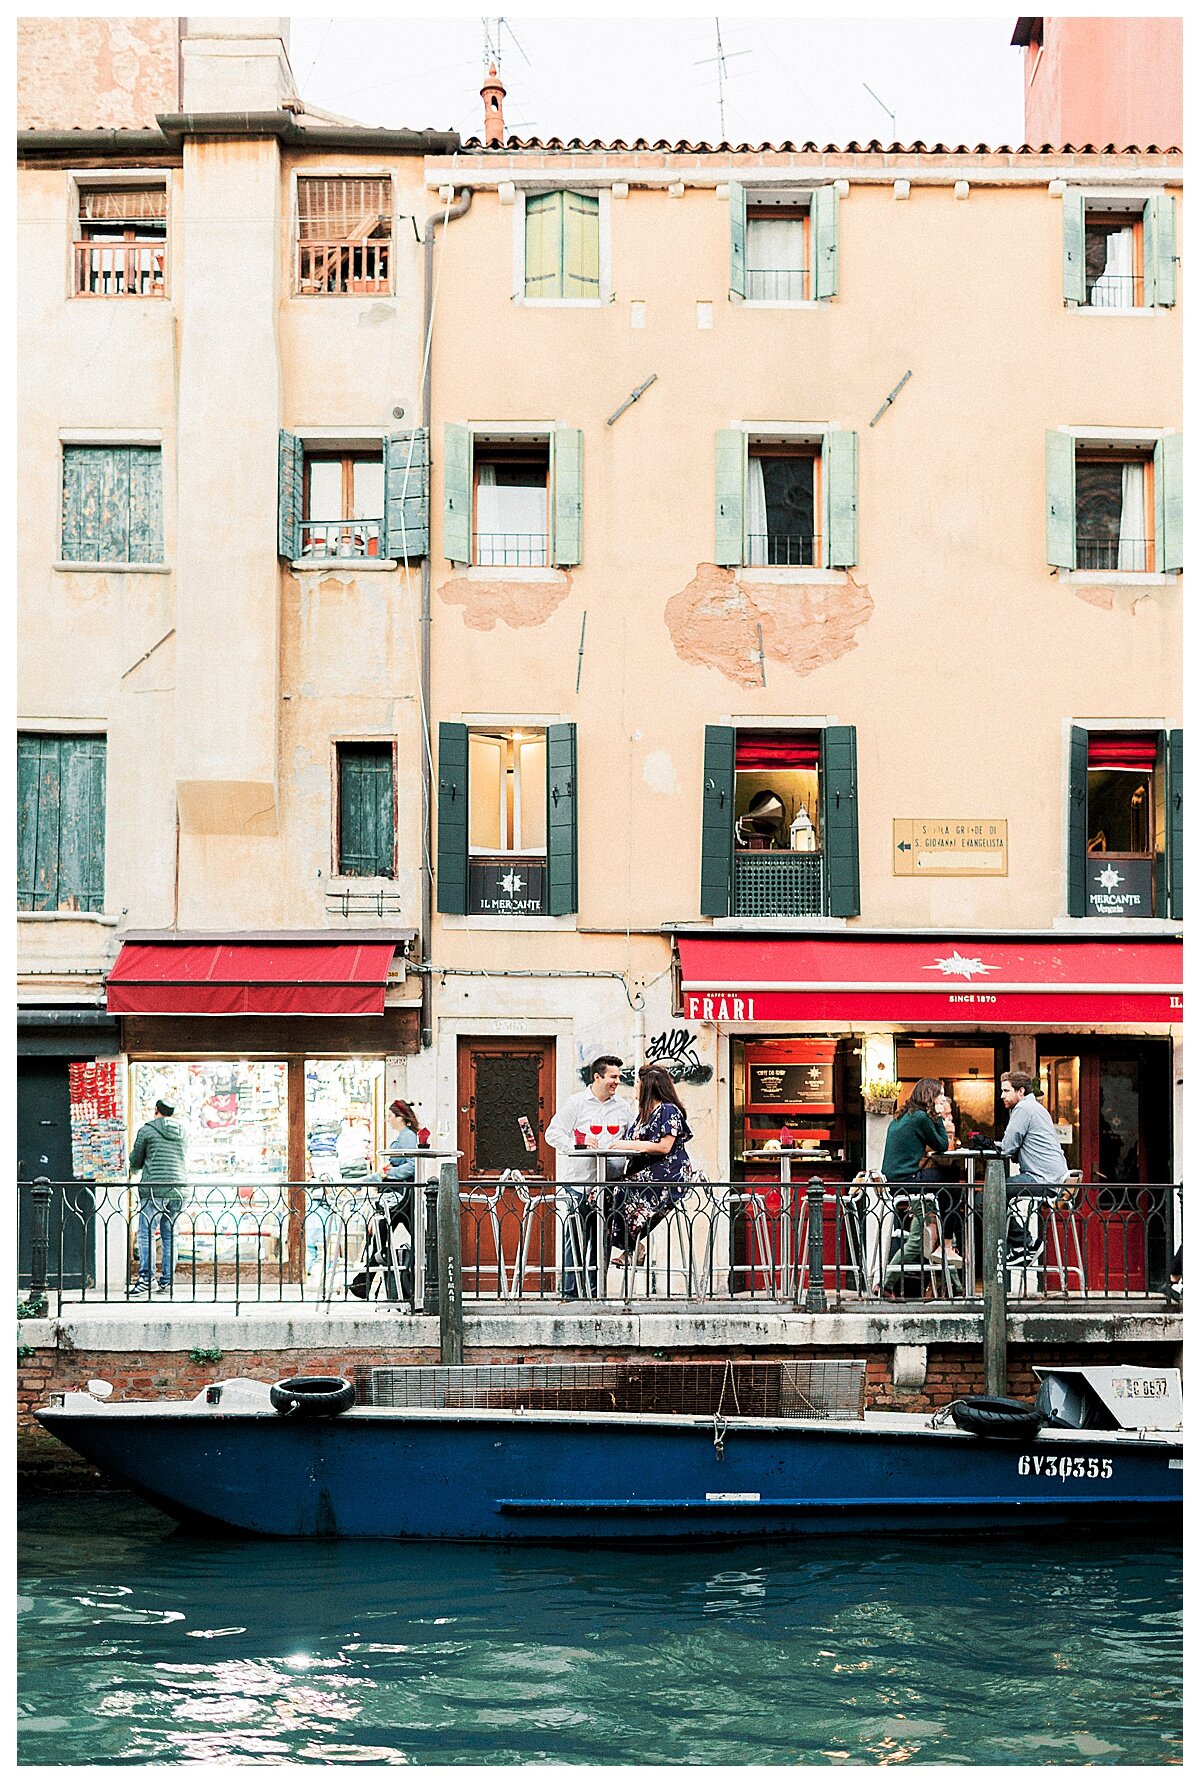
[35,1361,1181,1542]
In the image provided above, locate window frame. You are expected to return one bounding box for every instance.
[743,195,813,307]
[332,737,398,880]
[1073,444,1155,577]
[67,169,170,301]
[512,185,613,307]
[467,725,549,858]
[1062,185,1175,314]
[1064,722,1178,925]
[1047,426,1180,582]
[291,170,396,298]
[58,438,166,569]
[301,448,386,560]
[1081,207,1145,312]
[746,441,823,570]
[471,440,551,568]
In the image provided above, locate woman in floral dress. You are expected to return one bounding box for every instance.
[607,1064,695,1267]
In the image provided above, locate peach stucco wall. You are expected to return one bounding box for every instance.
[1024,17,1182,149]
[17,17,179,130]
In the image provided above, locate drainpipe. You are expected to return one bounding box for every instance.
[420,186,472,1051]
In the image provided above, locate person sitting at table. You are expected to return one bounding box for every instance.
[606,1065,696,1270]
[880,1079,955,1294]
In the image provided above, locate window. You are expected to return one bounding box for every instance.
[437,722,578,917]
[1045,431,1182,574]
[336,743,395,878]
[1063,191,1175,309]
[701,725,860,918]
[523,190,599,300]
[17,734,106,912]
[73,185,166,297]
[469,729,547,855]
[715,430,857,570]
[1067,727,1182,920]
[60,445,163,565]
[1075,449,1153,573]
[730,183,838,302]
[277,430,428,563]
[296,177,392,295]
[442,427,583,568]
[304,453,385,559]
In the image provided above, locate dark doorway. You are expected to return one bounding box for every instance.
[17,1059,95,1290]
[456,1038,557,1295]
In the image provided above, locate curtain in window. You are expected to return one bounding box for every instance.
[1090,225,1134,309]
[735,732,820,769]
[80,188,166,221]
[746,456,768,565]
[1118,462,1143,571]
[747,215,805,272]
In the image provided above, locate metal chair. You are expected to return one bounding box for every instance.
[1042,1171,1087,1294]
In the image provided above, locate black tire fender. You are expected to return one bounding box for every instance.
[270,1375,356,1418]
[948,1395,1043,1441]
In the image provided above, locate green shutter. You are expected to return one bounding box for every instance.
[714,429,745,566]
[563,192,600,299]
[1154,433,1182,573]
[61,446,132,563]
[278,430,302,559]
[700,725,735,917]
[384,429,428,561]
[1062,188,1086,304]
[442,423,473,564]
[728,179,746,299]
[339,744,395,878]
[1167,729,1183,920]
[824,430,859,568]
[812,184,839,299]
[551,427,584,566]
[17,735,52,910]
[546,722,578,915]
[1046,430,1076,569]
[821,726,860,917]
[436,722,469,914]
[1067,725,1089,917]
[1144,194,1176,307]
[127,446,163,564]
[524,191,562,297]
[17,734,104,912]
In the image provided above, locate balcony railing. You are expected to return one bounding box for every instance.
[734,849,823,917]
[745,533,821,568]
[1076,535,1152,573]
[746,267,809,301]
[299,519,382,559]
[1086,273,1145,309]
[17,1175,1180,1311]
[473,532,548,568]
[296,238,391,296]
[73,241,166,297]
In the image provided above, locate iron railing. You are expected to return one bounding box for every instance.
[296,238,391,295]
[745,533,821,567]
[1085,272,1145,309]
[1076,535,1152,573]
[299,519,383,559]
[473,532,548,567]
[73,240,166,297]
[746,267,809,301]
[17,1175,1180,1312]
[733,851,823,917]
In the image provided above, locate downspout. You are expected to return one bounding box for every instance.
[420,186,472,1051]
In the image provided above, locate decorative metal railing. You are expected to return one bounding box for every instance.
[746,267,809,301]
[1076,535,1152,573]
[299,519,383,559]
[296,239,391,295]
[733,851,823,917]
[472,532,549,567]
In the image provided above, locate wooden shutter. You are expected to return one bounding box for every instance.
[551,427,584,566]
[57,735,106,911]
[563,192,600,299]
[728,180,746,299]
[339,744,395,878]
[17,735,55,910]
[127,446,163,563]
[812,184,839,299]
[278,430,302,560]
[524,191,562,297]
[1154,433,1182,573]
[824,430,859,568]
[546,723,578,915]
[1167,728,1183,920]
[1045,430,1076,569]
[821,726,860,917]
[442,423,473,563]
[436,722,470,914]
[1144,193,1176,307]
[700,725,735,917]
[714,429,745,566]
[1062,188,1086,304]
[1067,725,1089,917]
[61,445,131,563]
[384,429,428,560]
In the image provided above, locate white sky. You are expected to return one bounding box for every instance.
[287,12,1029,148]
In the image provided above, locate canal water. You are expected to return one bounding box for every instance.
[19,1488,1181,1766]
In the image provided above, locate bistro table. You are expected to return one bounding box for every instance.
[565,1145,645,1299]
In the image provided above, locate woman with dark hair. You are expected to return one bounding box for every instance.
[881,1077,948,1182]
[880,1078,957,1296]
[606,1064,696,1267]
[382,1099,420,1182]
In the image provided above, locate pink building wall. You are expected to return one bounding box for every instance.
[1020,17,1182,149]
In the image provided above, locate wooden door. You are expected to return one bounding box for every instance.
[456,1039,556,1293]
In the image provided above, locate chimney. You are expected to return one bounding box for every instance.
[481,63,506,147]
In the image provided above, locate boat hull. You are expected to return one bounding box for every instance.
[35,1404,1182,1542]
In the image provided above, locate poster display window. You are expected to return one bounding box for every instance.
[305,1058,385,1179]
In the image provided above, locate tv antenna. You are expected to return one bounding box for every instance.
[482,16,531,70]
[695,18,750,142]
[863,82,897,143]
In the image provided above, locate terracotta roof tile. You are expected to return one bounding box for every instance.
[458,135,1180,156]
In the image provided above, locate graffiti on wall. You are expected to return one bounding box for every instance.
[577,1028,713,1087]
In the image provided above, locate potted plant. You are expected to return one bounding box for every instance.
[862,1078,901,1117]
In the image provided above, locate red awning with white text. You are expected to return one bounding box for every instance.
[106,939,399,1017]
[677,935,1182,1025]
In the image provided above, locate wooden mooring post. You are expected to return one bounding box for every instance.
[981,1156,1008,1396]
[437,1158,464,1365]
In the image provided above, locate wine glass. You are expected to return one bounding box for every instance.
[606,1123,621,1140]
[589,1124,603,1137]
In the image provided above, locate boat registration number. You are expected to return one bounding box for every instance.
[1017,1454,1113,1479]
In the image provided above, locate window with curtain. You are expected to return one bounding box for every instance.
[1075,453,1151,573]
[75,186,167,296]
[745,206,809,301]
[296,177,392,294]
[1084,210,1142,309]
[746,449,819,567]
[733,731,821,852]
[17,734,106,912]
[302,452,385,558]
[473,446,549,566]
[524,190,600,299]
[60,445,163,565]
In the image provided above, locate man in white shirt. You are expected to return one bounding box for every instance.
[544,1056,637,1298]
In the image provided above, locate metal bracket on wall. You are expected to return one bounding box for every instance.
[606,373,658,427]
[869,369,912,428]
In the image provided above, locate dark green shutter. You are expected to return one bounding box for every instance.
[442,423,473,563]
[700,725,735,917]
[1144,193,1176,307]
[1067,724,1089,917]
[821,726,860,917]
[1046,430,1076,569]
[824,430,858,568]
[17,734,104,912]
[728,180,746,299]
[384,429,428,560]
[812,184,839,299]
[1062,188,1086,304]
[61,445,136,563]
[339,744,395,878]
[127,447,163,563]
[436,722,469,914]
[1167,728,1183,920]
[278,430,302,559]
[1155,433,1182,573]
[546,722,578,915]
[17,735,55,910]
[552,428,583,566]
[714,430,745,566]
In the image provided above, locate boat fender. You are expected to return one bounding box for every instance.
[947,1395,1044,1441]
[270,1376,357,1418]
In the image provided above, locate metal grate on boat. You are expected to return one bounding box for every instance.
[370,1360,866,1421]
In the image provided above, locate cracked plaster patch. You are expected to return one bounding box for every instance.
[438,570,573,632]
[665,564,874,686]
[642,749,681,796]
[1070,585,1116,611]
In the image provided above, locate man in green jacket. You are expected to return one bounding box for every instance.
[128,1099,187,1296]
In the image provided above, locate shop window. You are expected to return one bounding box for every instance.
[1074,449,1153,574]
[73,184,166,297]
[17,733,106,913]
[277,430,428,562]
[729,182,838,301]
[303,452,385,559]
[336,742,396,878]
[715,429,857,569]
[895,1038,1005,1149]
[295,176,392,295]
[437,721,577,917]
[473,443,550,566]
[1062,190,1175,309]
[60,444,163,565]
[523,190,600,300]
[441,426,582,568]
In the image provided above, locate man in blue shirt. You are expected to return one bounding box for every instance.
[998,1072,1069,1261]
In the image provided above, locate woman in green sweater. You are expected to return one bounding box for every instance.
[881,1077,948,1181]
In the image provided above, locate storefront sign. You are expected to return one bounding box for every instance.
[893,819,1008,876]
[469,860,546,917]
[748,1062,834,1106]
[1086,855,1153,918]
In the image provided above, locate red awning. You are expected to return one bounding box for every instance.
[677,935,1182,1025]
[106,939,399,1017]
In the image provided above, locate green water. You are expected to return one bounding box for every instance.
[18,1489,1181,1766]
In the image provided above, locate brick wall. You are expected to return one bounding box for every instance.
[18,17,179,131]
